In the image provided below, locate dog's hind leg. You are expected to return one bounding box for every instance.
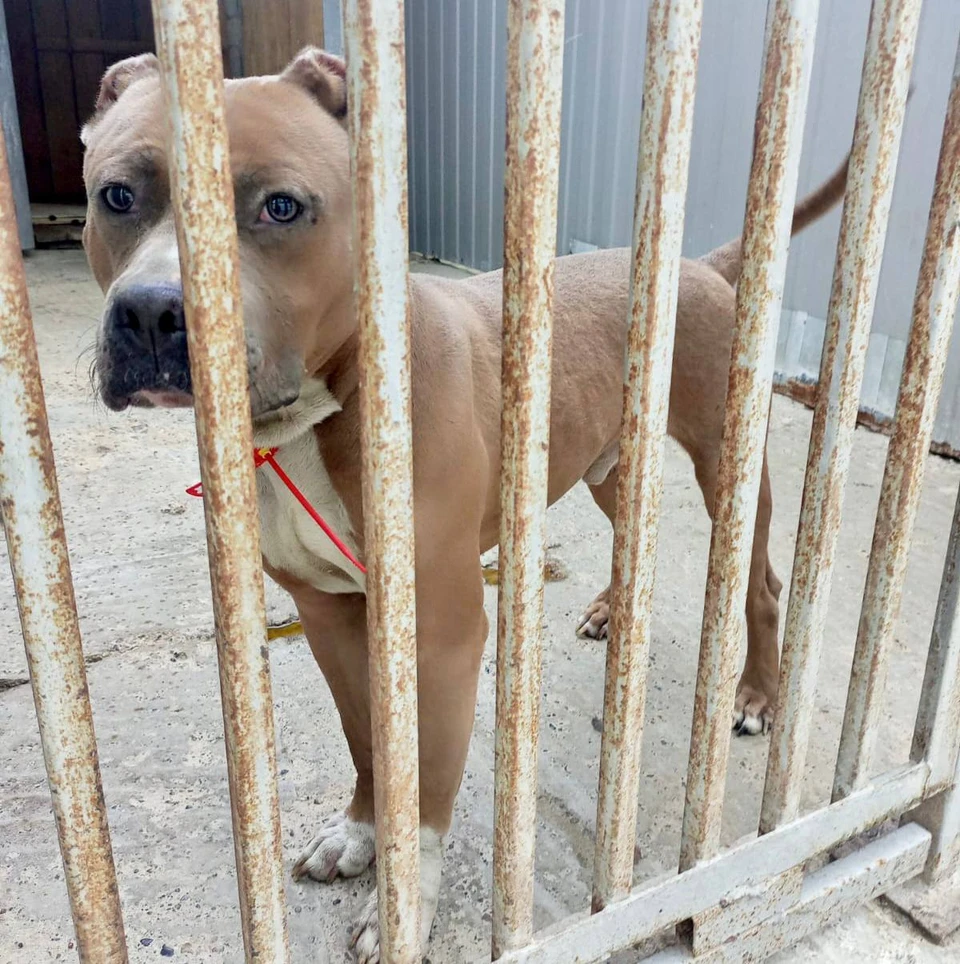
[579,435,782,735]
[576,468,618,640]
[734,457,782,735]
[686,441,782,736]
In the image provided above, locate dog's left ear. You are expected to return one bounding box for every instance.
[281,47,347,123]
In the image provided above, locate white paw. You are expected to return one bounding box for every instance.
[732,707,766,736]
[576,594,610,640]
[292,813,376,883]
[350,827,442,963]
[732,681,775,736]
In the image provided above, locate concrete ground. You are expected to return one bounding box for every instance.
[2,249,959,963]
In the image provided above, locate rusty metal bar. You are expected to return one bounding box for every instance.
[591,0,702,914]
[759,0,920,835]
[833,35,960,803]
[150,2,288,960]
[678,0,819,873]
[492,0,565,956]
[342,1,422,961]
[0,131,128,964]
[912,479,960,790]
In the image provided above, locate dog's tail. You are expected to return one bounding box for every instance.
[701,152,850,286]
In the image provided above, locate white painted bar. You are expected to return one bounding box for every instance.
[490,763,928,963]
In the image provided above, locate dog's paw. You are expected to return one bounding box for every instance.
[350,891,382,964]
[292,813,376,883]
[349,827,443,963]
[733,683,774,736]
[576,588,610,640]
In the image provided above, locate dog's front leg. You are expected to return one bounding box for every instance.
[352,541,489,963]
[291,589,379,883]
[290,547,488,961]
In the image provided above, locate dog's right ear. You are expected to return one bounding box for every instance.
[82,53,160,146]
[281,47,347,122]
[94,53,161,114]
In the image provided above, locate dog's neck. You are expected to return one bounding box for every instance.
[252,377,342,449]
[312,328,361,408]
[304,272,415,410]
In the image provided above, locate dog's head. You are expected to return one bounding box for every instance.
[81,48,353,418]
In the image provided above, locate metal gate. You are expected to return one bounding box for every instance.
[1,0,959,962]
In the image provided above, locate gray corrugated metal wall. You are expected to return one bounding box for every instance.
[403,0,960,452]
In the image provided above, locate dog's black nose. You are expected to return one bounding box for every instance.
[111,284,186,342]
[98,284,192,409]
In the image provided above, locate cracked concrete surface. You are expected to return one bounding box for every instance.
[2,250,959,962]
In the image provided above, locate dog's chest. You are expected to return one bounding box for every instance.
[257,433,364,595]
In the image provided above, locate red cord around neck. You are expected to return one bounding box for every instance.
[186,447,367,575]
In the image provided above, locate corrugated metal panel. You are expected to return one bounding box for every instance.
[323,0,343,55]
[403,0,960,451]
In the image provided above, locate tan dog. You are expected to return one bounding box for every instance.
[81,48,847,961]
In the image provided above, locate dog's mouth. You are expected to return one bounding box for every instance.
[93,325,302,418]
[97,362,302,421]
[131,388,195,409]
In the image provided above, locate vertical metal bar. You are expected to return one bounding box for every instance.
[491,0,564,956]
[833,36,960,803]
[150,3,289,960]
[923,749,960,882]
[591,0,702,914]
[0,133,128,964]
[678,0,819,873]
[912,501,960,879]
[912,479,960,789]
[342,1,422,961]
[759,0,920,835]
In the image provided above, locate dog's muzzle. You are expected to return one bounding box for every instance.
[98,283,192,410]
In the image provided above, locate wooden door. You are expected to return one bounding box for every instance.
[8,0,155,204]
[7,1,321,205]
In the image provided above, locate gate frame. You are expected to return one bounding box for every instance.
[2,0,960,962]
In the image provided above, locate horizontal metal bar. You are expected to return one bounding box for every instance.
[591,0,702,914]
[652,823,931,963]
[833,32,960,803]
[0,122,128,964]
[679,0,820,872]
[689,866,802,955]
[760,0,920,835]
[342,0,423,960]
[492,0,565,957]
[150,2,289,960]
[490,763,928,963]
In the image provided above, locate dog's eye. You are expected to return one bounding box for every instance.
[101,184,135,213]
[260,194,303,224]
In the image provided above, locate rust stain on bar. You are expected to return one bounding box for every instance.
[150,2,289,959]
[492,0,564,957]
[0,127,128,964]
[342,1,423,960]
[833,35,960,803]
[679,0,820,873]
[761,0,920,835]
[591,0,702,914]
